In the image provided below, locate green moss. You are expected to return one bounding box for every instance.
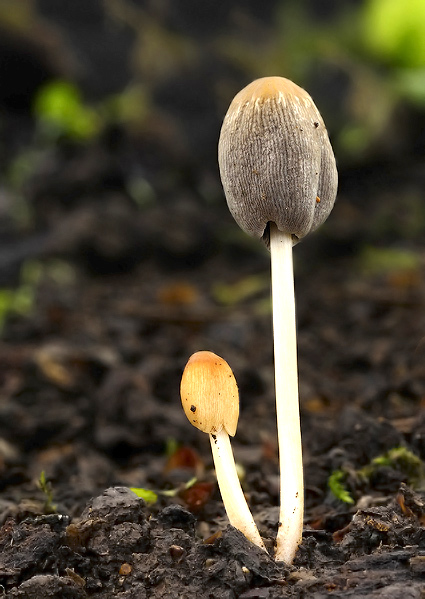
[359,446,425,488]
[328,447,425,505]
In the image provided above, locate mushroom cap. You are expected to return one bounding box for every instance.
[180,351,239,436]
[218,76,338,244]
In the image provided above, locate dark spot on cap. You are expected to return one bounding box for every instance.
[190,405,196,413]
[314,121,319,128]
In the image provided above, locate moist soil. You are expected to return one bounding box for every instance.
[0,136,425,599]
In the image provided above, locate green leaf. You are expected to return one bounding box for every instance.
[328,470,355,504]
[129,477,198,504]
[129,488,158,505]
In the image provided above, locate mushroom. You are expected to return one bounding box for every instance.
[218,76,338,564]
[180,350,266,551]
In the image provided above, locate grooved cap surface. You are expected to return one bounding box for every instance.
[218,76,338,244]
[180,351,239,436]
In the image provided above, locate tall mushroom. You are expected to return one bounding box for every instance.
[180,350,266,551]
[218,76,338,564]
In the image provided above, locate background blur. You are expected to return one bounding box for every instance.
[0,0,425,285]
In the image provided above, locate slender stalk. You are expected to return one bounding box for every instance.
[270,223,303,564]
[209,429,266,551]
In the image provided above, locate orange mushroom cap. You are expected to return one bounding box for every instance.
[180,351,239,437]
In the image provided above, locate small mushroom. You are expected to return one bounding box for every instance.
[180,350,266,551]
[218,76,337,564]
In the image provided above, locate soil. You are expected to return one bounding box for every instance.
[1,4,425,597]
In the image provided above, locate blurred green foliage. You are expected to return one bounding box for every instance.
[34,81,100,142]
[357,245,421,276]
[0,260,42,332]
[6,149,40,226]
[1,0,425,185]
[103,84,151,128]
[362,0,425,69]
[32,79,152,144]
[212,274,269,306]
[0,259,76,335]
[213,0,425,159]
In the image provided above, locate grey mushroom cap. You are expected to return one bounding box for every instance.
[218,76,338,245]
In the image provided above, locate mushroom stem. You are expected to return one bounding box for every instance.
[180,350,266,551]
[270,223,303,564]
[209,428,266,551]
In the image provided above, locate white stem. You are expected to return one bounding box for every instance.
[209,429,266,551]
[270,223,303,564]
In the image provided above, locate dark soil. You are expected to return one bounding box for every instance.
[1,3,425,598]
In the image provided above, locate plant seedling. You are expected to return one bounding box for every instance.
[38,470,57,514]
[180,351,266,551]
[218,76,338,563]
[130,476,198,505]
[328,470,355,505]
